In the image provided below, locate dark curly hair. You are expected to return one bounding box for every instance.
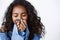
[1,0,45,40]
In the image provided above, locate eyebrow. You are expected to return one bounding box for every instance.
[13,13,18,15]
[13,11,27,14]
[21,12,27,14]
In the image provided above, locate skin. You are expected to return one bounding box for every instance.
[12,5,28,32]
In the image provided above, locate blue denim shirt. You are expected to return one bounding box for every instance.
[0,24,41,40]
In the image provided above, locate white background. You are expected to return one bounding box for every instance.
[0,0,60,40]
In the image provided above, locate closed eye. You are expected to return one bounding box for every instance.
[13,13,18,17]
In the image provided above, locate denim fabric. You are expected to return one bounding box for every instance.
[0,24,41,40]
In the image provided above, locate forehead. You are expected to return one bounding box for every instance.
[12,5,27,14]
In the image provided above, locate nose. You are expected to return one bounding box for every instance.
[16,19,21,24]
[16,14,22,22]
[18,14,22,19]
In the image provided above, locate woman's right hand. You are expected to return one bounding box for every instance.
[15,19,26,32]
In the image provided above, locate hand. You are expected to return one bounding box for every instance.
[15,19,26,32]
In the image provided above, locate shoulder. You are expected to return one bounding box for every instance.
[0,25,8,40]
[0,32,7,40]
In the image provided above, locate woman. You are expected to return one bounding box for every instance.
[0,0,45,40]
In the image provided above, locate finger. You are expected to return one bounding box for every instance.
[15,20,20,25]
[18,26,21,30]
[16,20,26,31]
[22,20,27,26]
[20,22,26,31]
[21,20,27,27]
[20,20,27,31]
[19,24,25,31]
[15,20,21,28]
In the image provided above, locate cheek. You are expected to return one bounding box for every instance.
[22,16,28,20]
[12,16,17,23]
[22,20,27,25]
[22,16,28,24]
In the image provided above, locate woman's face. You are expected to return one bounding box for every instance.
[12,5,28,25]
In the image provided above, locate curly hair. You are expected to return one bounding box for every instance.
[1,0,45,40]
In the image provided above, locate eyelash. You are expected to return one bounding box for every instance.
[14,14,26,17]
[14,15,18,17]
[22,14,26,17]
